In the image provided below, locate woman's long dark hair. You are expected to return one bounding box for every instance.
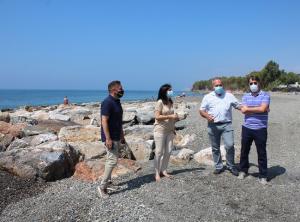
[157,84,173,105]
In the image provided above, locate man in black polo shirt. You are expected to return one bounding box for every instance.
[97,80,125,198]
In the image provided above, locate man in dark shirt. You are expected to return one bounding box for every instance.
[97,80,125,198]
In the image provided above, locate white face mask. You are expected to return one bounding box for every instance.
[250,84,259,93]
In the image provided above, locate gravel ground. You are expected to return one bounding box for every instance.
[1,93,300,222]
[0,171,48,215]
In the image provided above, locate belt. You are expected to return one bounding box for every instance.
[213,121,231,125]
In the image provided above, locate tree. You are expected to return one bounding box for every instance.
[280,72,300,85]
[192,60,299,92]
[260,60,282,88]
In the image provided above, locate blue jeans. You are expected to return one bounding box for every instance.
[207,122,236,170]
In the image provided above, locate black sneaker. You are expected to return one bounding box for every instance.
[228,168,239,176]
[213,168,224,174]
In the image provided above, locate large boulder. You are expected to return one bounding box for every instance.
[68,107,92,122]
[0,133,14,146]
[170,148,195,165]
[186,102,199,108]
[0,134,14,152]
[49,112,71,121]
[123,103,140,112]
[30,133,58,146]
[69,142,106,160]
[194,147,219,166]
[50,106,92,125]
[118,142,135,160]
[124,125,154,140]
[10,109,39,125]
[124,125,154,161]
[58,125,101,143]
[6,138,30,151]
[194,145,240,166]
[0,141,80,181]
[22,126,53,137]
[125,137,154,161]
[22,120,79,137]
[89,118,100,127]
[81,102,100,109]
[136,105,155,124]
[10,116,38,125]
[0,121,26,138]
[174,102,190,118]
[0,111,10,123]
[174,134,196,149]
[73,158,141,182]
[30,110,50,120]
[123,111,136,123]
[10,110,31,119]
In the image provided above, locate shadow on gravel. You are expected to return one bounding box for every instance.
[268,165,286,181]
[114,167,205,195]
[247,164,286,181]
[175,126,185,131]
[0,170,48,214]
[171,167,205,176]
[113,174,155,195]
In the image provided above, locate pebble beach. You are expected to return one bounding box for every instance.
[0,93,300,222]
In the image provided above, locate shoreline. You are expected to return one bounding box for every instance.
[0,94,203,112]
[2,90,299,112]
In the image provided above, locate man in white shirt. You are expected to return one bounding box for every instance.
[199,78,241,176]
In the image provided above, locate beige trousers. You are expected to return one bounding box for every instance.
[154,132,175,175]
[100,140,120,188]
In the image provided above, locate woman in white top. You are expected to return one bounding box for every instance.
[154,84,179,182]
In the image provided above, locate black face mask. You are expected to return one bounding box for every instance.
[116,89,124,98]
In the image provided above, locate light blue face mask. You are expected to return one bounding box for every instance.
[214,86,224,95]
[167,90,174,98]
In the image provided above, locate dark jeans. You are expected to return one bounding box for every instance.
[240,126,268,178]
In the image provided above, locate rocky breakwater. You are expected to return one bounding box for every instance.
[0,99,212,183]
[0,105,93,181]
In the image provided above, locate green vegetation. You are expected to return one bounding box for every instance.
[192,61,300,91]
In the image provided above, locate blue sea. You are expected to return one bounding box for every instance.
[0,90,200,110]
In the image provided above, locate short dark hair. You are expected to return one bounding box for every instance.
[248,76,260,83]
[108,80,121,92]
[157,83,173,105]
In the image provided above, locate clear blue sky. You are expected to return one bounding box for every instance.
[1,0,300,90]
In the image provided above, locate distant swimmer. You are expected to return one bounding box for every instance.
[64,96,69,105]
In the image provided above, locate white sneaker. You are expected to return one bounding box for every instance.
[259,178,268,185]
[97,186,109,199]
[107,185,120,191]
[238,172,246,180]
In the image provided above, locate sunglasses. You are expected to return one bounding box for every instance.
[215,84,223,87]
[249,82,258,85]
